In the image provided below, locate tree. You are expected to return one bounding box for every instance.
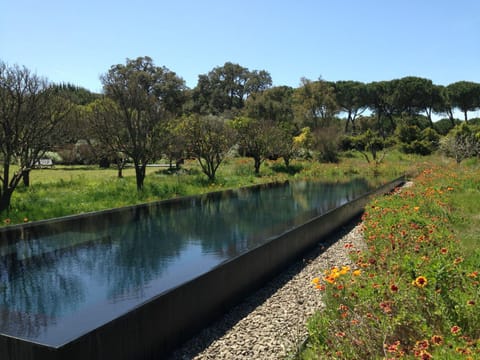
[243,86,295,125]
[85,98,129,177]
[447,81,480,122]
[100,56,186,190]
[311,124,343,163]
[334,81,368,133]
[0,62,70,212]
[423,84,445,126]
[50,83,100,105]
[231,117,280,174]
[436,85,457,127]
[191,62,272,116]
[440,123,480,163]
[345,129,389,165]
[392,77,444,126]
[293,78,338,130]
[162,117,187,170]
[366,81,398,136]
[179,114,235,182]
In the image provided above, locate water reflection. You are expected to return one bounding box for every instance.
[0,179,370,346]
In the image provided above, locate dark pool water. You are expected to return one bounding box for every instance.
[0,179,371,346]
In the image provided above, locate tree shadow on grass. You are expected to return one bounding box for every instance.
[271,163,303,175]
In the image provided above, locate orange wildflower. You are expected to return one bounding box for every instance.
[431,335,443,345]
[413,276,428,288]
[467,271,478,278]
[324,276,336,284]
[451,325,461,335]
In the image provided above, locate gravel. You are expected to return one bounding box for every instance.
[167,219,367,360]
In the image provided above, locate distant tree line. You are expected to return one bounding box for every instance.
[1,57,480,212]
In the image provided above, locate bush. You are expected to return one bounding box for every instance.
[397,125,439,155]
[311,126,341,163]
[440,123,480,163]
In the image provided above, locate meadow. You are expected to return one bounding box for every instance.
[301,160,479,359]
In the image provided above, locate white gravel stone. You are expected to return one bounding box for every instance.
[167,220,366,360]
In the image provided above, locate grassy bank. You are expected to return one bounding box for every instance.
[302,162,480,359]
[3,151,420,225]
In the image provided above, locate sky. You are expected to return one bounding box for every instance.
[1,0,480,94]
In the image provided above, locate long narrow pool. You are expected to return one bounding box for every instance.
[0,179,372,348]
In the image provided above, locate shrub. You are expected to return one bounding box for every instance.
[440,123,480,163]
[397,125,440,155]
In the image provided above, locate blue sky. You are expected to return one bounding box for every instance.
[1,0,479,93]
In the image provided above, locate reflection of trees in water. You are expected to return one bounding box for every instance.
[0,178,371,341]
[191,178,371,255]
[99,212,189,301]
[0,240,92,339]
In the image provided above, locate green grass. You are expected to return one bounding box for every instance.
[300,161,480,359]
[3,150,421,225]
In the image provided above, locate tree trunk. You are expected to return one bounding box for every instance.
[22,170,31,187]
[134,163,146,190]
[464,111,469,123]
[447,109,455,127]
[116,158,124,178]
[344,111,352,133]
[254,156,261,175]
[0,190,13,214]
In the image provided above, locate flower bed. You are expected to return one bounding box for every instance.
[303,165,480,359]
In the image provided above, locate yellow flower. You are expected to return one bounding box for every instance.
[413,276,428,288]
[311,277,320,285]
[339,266,350,275]
[352,269,362,276]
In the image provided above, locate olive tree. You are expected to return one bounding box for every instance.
[231,117,281,174]
[178,114,235,182]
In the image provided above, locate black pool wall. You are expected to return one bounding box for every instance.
[0,177,405,360]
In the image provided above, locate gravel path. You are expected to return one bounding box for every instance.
[167,219,367,360]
